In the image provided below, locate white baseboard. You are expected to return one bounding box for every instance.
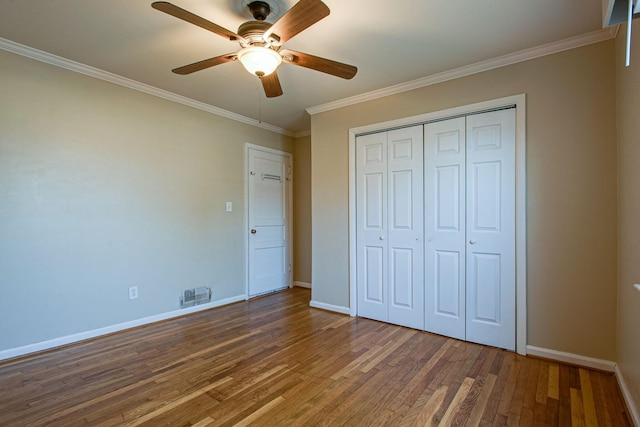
[309,299,351,315]
[526,345,617,372]
[293,281,312,289]
[615,365,640,426]
[0,294,246,362]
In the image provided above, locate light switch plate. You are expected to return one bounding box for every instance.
[226,201,232,212]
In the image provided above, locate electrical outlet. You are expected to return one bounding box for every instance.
[129,286,139,300]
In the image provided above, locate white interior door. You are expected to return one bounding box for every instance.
[424,117,467,340]
[248,147,291,297]
[356,126,424,329]
[465,109,516,350]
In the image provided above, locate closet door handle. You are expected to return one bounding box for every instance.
[469,240,477,245]
[379,236,385,241]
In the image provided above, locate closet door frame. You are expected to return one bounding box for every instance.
[348,94,527,355]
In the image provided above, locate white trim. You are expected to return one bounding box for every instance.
[615,365,640,426]
[294,130,311,138]
[245,144,294,297]
[244,144,251,300]
[348,94,527,355]
[307,28,617,116]
[0,294,245,362]
[526,345,617,372]
[515,98,527,356]
[348,129,358,317]
[0,38,293,137]
[287,155,294,289]
[310,300,351,315]
[294,281,312,289]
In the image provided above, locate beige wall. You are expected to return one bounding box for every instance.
[293,135,312,285]
[311,41,618,360]
[615,24,640,417]
[0,49,294,352]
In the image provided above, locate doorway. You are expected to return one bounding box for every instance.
[246,144,293,297]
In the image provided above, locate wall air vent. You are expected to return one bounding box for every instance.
[180,287,211,308]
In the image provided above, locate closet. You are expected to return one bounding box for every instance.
[355,108,516,350]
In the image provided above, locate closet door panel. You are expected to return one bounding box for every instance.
[424,117,466,340]
[466,109,516,351]
[356,133,388,322]
[387,126,424,330]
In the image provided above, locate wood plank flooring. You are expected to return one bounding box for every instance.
[0,288,631,426]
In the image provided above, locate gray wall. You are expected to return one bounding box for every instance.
[0,49,294,352]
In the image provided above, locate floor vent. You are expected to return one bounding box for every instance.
[180,287,211,308]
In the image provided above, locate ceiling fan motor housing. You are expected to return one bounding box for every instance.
[238,20,274,46]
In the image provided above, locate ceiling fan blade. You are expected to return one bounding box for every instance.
[261,72,284,98]
[263,0,330,44]
[280,49,357,79]
[152,1,245,42]
[172,53,237,75]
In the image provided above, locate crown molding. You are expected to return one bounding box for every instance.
[306,27,619,116]
[0,38,295,137]
[1,25,618,137]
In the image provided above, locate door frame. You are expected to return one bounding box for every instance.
[245,143,294,298]
[348,94,527,355]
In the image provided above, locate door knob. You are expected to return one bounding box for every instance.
[251,229,257,234]
[469,240,477,245]
[379,236,384,240]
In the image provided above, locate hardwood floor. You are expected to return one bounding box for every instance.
[0,287,631,426]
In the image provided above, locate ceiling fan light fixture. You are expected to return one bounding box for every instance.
[237,46,282,77]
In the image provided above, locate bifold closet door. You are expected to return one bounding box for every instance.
[356,126,424,330]
[424,109,516,351]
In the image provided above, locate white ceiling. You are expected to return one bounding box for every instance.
[0,0,606,134]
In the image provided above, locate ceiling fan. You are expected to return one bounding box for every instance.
[151,0,358,98]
